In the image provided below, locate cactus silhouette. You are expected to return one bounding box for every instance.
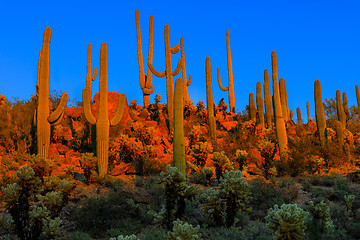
[173,78,186,175]
[296,107,302,125]
[217,30,235,113]
[180,37,192,102]
[256,81,265,129]
[206,57,217,151]
[263,69,273,128]
[249,93,256,121]
[271,51,288,161]
[136,9,155,108]
[148,24,183,132]
[35,27,68,159]
[82,43,127,177]
[314,79,327,147]
[336,89,346,128]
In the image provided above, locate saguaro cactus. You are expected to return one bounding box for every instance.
[256,81,265,129]
[343,92,350,120]
[279,78,289,122]
[296,107,302,125]
[271,51,288,161]
[314,79,327,147]
[148,24,183,132]
[206,57,217,151]
[356,85,360,108]
[263,69,273,128]
[136,9,155,108]
[180,37,192,102]
[217,30,235,113]
[336,89,346,128]
[35,26,68,159]
[307,101,311,122]
[173,78,186,175]
[82,43,127,177]
[249,93,256,121]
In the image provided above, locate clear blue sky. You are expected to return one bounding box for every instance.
[0,0,359,119]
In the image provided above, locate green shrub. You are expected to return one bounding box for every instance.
[68,231,92,240]
[110,234,139,240]
[166,219,201,240]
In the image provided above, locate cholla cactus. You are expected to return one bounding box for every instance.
[235,149,248,171]
[265,203,308,240]
[220,170,251,228]
[259,140,277,179]
[110,234,139,240]
[308,201,334,237]
[166,219,201,240]
[191,141,213,166]
[199,188,225,226]
[211,151,234,180]
[345,194,355,217]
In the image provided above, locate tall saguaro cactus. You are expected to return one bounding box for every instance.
[35,26,68,159]
[173,78,186,175]
[136,9,155,108]
[271,51,288,161]
[356,85,360,108]
[256,81,265,129]
[206,57,217,151]
[148,24,183,132]
[180,37,192,102]
[82,43,127,177]
[217,30,235,113]
[263,69,273,128]
[307,101,311,122]
[343,92,350,120]
[336,89,346,128]
[314,79,327,147]
[249,93,256,121]
[279,78,289,122]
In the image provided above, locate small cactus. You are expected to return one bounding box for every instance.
[296,107,302,125]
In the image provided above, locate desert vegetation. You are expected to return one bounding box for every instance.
[1,9,360,240]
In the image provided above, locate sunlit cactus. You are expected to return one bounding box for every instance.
[249,92,256,121]
[289,110,293,120]
[82,43,127,177]
[279,78,289,122]
[264,69,273,128]
[148,24,183,132]
[356,85,360,109]
[217,30,235,113]
[206,56,217,151]
[271,51,288,161]
[173,78,186,176]
[314,79,327,147]
[343,91,350,120]
[256,81,265,129]
[336,89,346,128]
[35,26,68,159]
[296,107,302,125]
[180,37,192,102]
[307,101,311,122]
[136,9,155,108]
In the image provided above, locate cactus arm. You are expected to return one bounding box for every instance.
[142,85,155,95]
[172,58,183,76]
[51,107,65,126]
[110,93,127,126]
[217,68,229,91]
[82,88,96,125]
[145,15,154,88]
[34,109,37,127]
[170,44,180,54]
[92,68,97,81]
[148,62,166,77]
[48,92,69,124]
[187,75,192,86]
[136,9,146,90]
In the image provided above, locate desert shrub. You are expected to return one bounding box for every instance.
[265,203,308,240]
[307,201,334,240]
[344,194,355,217]
[258,140,277,179]
[110,234,139,240]
[28,154,53,179]
[79,153,98,183]
[191,141,213,166]
[166,219,201,240]
[234,149,248,171]
[68,231,92,240]
[189,167,214,186]
[211,151,234,180]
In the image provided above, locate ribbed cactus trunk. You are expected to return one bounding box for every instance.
[206,57,217,151]
[279,78,289,122]
[335,120,344,150]
[314,79,327,147]
[296,107,302,125]
[343,92,350,120]
[263,69,273,128]
[271,51,288,161]
[217,30,235,113]
[336,89,346,128]
[356,85,360,108]
[307,101,311,122]
[173,78,186,175]
[249,93,256,121]
[180,37,192,102]
[256,81,265,129]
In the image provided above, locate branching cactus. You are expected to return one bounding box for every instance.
[206,57,217,151]
[271,51,288,161]
[217,30,235,113]
[336,89,346,128]
[314,79,327,147]
[136,9,155,108]
[342,91,350,120]
[249,92,256,121]
[180,37,192,102]
[148,24,183,132]
[82,43,127,177]
[307,101,311,122]
[279,78,289,122]
[35,27,68,159]
[256,81,265,129]
[173,78,186,176]
[296,107,302,125]
[264,69,273,128]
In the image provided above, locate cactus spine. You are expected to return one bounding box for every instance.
[296,107,302,125]
[82,43,127,177]
[336,89,346,128]
[249,93,256,121]
[256,81,265,129]
[173,78,186,175]
[307,101,311,122]
[36,27,68,159]
[180,37,192,102]
[314,79,327,147]
[206,57,217,151]
[279,78,289,122]
[217,30,235,113]
[263,69,273,128]
[136,9,155,108]
[343,92,350,120]
[271,51,288,160]
[148,24,183,132]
